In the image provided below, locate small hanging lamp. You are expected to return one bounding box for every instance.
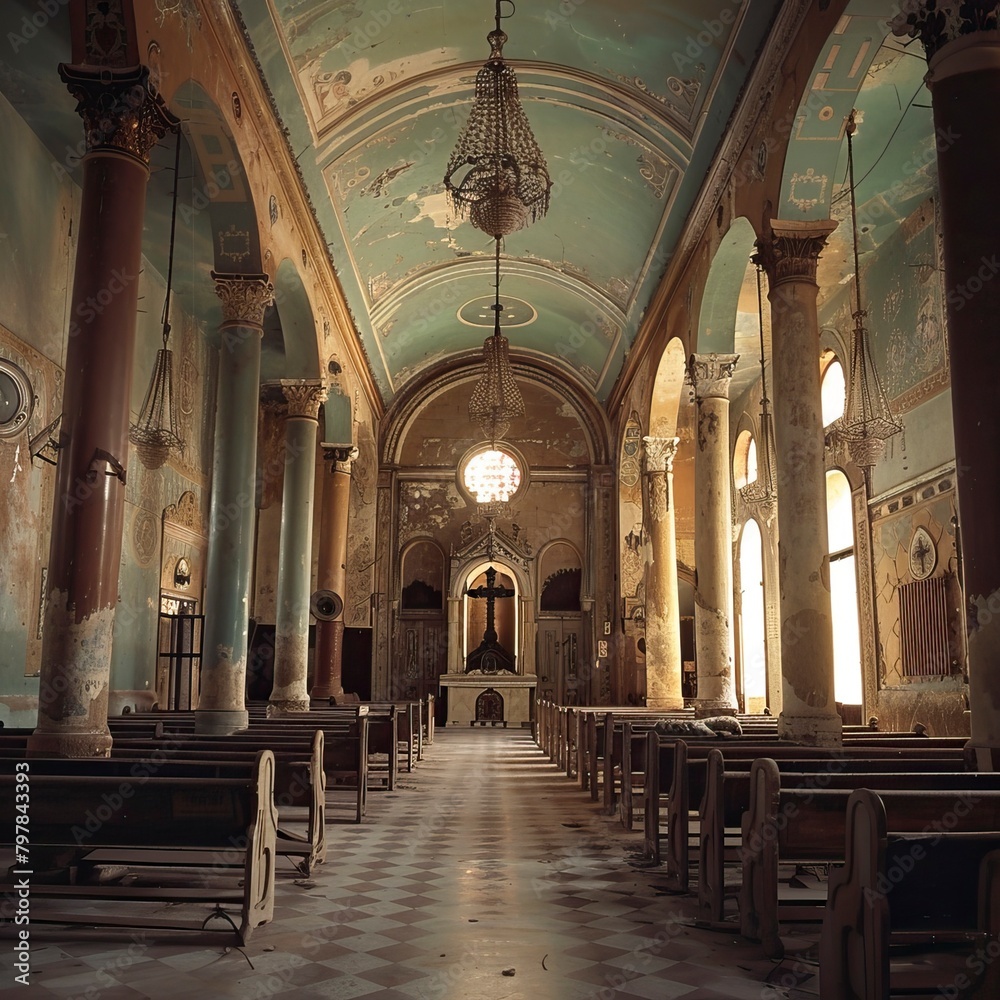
[130,126,184,470]
[468,236,524,444]
[839,109,902,469]
[444,0,551,238]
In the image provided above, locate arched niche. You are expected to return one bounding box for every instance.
[538,541,582,613]
[400,539,445,612]
[463,561,519,670]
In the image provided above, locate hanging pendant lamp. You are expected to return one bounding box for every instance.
[130,126,184,470]
[839,109,902,468]
[444,0,551,238]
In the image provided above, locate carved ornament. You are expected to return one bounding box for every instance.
[642,435,679,475]
[686,354,739,401]
[282,381,327,420]
[59,65,177,165]
[212,272,274,327]
[754,220,837,287]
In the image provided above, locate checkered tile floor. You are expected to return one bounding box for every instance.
[2,729,817,998]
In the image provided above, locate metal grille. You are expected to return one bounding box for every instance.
[899,576,952,677]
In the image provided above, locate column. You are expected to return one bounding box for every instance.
[29,67,175,758]
[643,436,684,710]
[196,273,274,736]
[892,7,1000,768]
[756,221,842,746]
[310,444,356,702]
[687,354,740,717]
[268,381,327,716]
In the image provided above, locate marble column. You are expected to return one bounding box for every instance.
[687,355,740,716]
[29,67,174,758]
[310,444,356,702]
[196,273,274,736]
[756,221,842,746]
[892,7,1000,768]
[268,382,327,716]
[643,436,684,710]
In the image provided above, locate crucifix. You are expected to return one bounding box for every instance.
[465,524,517,673]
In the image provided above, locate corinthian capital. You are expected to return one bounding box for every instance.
[59,65,177,165]
[324,444,360,474]
[212,272,274,327]
[687,354,739,401]
[282,381,327,420]
[642,436,679,475]
[754,220,837,287]
[890,2,1000,60]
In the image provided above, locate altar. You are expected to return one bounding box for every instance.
[439,671,537,727]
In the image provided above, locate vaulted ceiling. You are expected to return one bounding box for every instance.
[237,0,783,403]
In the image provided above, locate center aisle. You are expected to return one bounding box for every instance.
[268,727,786,1000]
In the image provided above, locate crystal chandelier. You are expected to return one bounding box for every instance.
[468,237,524,443]
[130,127,184,470]
[839,109,902,469]
[444,0,551,238]
[741,259,777,512]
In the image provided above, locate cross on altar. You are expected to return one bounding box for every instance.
[465,565,516,673]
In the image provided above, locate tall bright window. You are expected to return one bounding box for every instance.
[821,355,846,427]
[826,469,861,704]
[739,519,767,714]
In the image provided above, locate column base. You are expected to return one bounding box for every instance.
[195,708,249,735]
[694,699,739,718]
[777,711,843,747]
[267,698,310,717]
[26,728,112,758]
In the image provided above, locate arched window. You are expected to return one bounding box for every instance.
[821,354,846,427]
[733,429,757,489]
[739,519,767,714]
[826,469,861,705]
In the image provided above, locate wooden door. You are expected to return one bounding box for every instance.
[397,616,446,705]
[536,617,582,705]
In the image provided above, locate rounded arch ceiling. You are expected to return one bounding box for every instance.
[236,0,785,403]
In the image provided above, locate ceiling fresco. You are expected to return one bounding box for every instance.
[238,0,782,402]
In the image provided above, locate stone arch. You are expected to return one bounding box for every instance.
[263,258,321,381]
[696,217,757,354]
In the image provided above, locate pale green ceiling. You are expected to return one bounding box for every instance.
[237,0,783,402]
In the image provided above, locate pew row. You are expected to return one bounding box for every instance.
[820,787,1000,1000]
[0,750,277,945]
[739,759,1000,960]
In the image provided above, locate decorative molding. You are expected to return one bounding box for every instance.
[211,271,273,327]
[755,219,838,287]
[870,470,955,522]
[686,353,739,400]
[59,64,177,165]
[163,489,204,535]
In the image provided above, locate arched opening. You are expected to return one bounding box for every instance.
[738,519,767,714]
[821,352,846,427]
[734,428,757,490]
[827,469,862,705]
[464,561,519,671]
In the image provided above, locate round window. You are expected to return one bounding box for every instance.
[0,359,33,438]
[461,447,524,505]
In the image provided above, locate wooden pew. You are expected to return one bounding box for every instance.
[739,760,1000,959]
[820,787,1000,1000]
[0,731,326,875]
[0,750,277,944]
[697,752,1000,927]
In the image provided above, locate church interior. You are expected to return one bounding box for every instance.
[3,0,1000,996]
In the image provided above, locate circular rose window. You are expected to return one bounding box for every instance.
[461,448,523,504]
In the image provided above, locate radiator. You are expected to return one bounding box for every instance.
[898,575,952,677]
